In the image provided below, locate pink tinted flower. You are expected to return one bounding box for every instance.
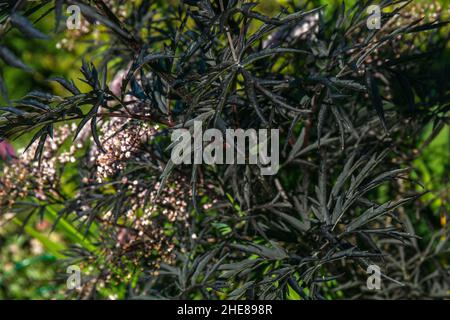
[0,140,16,161]
[110,69,127,96]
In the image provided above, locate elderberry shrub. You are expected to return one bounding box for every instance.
[0,0,448,299]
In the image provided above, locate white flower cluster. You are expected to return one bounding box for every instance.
[93,117,158,182]
[0,123,81,210]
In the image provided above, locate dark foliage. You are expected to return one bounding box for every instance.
[0,0,448,299]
